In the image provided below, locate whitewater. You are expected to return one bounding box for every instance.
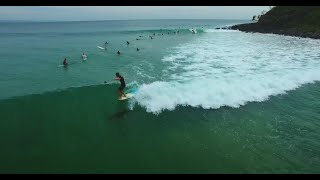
[134,30,320,114]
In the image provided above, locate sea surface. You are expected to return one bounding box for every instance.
[0,19,319,173]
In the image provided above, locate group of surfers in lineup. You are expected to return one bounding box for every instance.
[62,40,137,66]
[61,28,197,66]
[61,28,195,99]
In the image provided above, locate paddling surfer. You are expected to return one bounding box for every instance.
[63,58,68,66]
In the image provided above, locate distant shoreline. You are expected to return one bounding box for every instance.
[229,7,320,40]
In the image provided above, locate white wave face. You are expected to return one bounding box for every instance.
[134,32,320,114]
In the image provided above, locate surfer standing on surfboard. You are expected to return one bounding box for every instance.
[115,72,126,98]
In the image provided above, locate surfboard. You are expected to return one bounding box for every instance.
[118,93,135,101]
[97,46,105,50]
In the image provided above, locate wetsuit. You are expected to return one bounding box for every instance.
[118,76,126,91]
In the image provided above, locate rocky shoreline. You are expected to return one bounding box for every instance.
[229,23,320,39]
[216,7,320,40]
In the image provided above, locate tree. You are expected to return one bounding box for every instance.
[252,7,275,22]
[252,15,256,21]
[257,15,261,20]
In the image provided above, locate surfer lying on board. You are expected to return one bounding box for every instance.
[63,58,68,66]
[115,72,126,98]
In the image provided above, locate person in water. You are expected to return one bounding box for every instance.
[126,41,130,45]
[82,53,87,60]
[117,50,121,55]
[105,41,108,48]
[114,72,126,98]
[63,58,68,66]
[137,48,139,51]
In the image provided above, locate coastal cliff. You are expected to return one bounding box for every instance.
[230,6,320,39]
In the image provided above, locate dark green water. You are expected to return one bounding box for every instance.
[0,82,319,173]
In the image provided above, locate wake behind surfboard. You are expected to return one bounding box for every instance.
[57,62,78,68]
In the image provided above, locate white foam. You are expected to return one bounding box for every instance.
[204,29,240,33]
[189,28,197,34]
[134,30,320,114]
[135,70,320,114]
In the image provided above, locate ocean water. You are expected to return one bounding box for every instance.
[0,19,320,173]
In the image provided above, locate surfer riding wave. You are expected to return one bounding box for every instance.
[115,72,126,99]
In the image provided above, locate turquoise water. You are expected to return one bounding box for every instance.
[0,19,320,173]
